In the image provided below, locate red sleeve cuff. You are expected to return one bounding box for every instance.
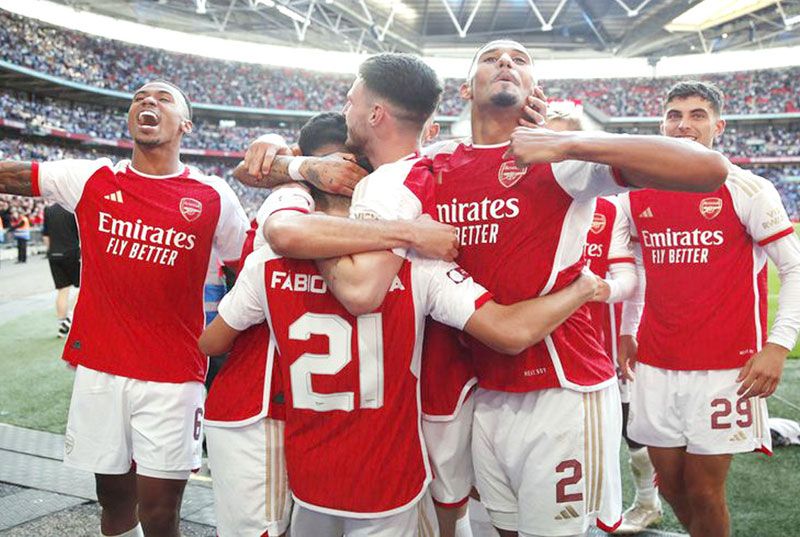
[31,161,41,197]
[758,227,795,246]
[475,291,493,310]
[268,207,310,218]
[608,257,635,265]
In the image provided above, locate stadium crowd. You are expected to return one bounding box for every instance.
[3,9,800,117]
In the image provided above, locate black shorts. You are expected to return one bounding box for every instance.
[49,252,81,289]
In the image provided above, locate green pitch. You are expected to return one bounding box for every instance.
[1,265,800,536]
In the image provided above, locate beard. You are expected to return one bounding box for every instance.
[133,136,162,147]
[489,90,520,108]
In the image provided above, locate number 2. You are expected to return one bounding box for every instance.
[556,459,583,503]
[289,312,384,412]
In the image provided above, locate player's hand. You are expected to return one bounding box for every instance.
[244,134,293,180]
[301,153,368,197]
[590,279,612,302]
[518,86,548,128]
[408,214,459,262]
[503,126,572,167]
[618,335,638,382]
[736,343,788,398]
[574,269,603,301]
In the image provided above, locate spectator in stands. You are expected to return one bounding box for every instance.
[9,207,30,263]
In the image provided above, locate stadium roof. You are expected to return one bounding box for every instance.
[48,0,800,58]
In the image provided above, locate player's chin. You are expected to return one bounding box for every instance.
[489,89,521,108]
[133,134,162,147]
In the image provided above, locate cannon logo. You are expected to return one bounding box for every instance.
[498,160,528,188]
[590,213,607,234]
[180,198,203,222]
[699,197,723,220]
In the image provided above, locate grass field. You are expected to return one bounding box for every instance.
[1,259,800,536]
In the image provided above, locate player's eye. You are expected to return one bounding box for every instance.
[483,56,497,63]
[513,57,527,65]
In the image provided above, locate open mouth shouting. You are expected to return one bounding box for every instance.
[137,110,160,132]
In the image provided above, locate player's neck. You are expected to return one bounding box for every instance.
[366,135,419,169]
[471,105,519,145]
[130,145,183,176]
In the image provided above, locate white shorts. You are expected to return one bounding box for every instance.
[291,494,439,537]
[628,362,772,455]
[422,393,474,507]
[64,365,204,479]
[205,418,291,537]
[472,385,623,536]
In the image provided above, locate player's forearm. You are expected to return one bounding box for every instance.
[0,161,34,196]
[467,280,593,355]
[565,133,728,192]
[317,251,403,316]
[198,317,241,356]
[766,235,800,351]
[265,213,413,259]
[233,161,294,190]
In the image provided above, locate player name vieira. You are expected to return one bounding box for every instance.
[436,197,520,246]
[98,212,197,267]
[641,228,724,248]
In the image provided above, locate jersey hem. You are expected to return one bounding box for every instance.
[291,477,429,519]
[422,378,477,421]
[204,410,274,428]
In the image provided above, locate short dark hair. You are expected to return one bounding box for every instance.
[358,53,442,127]
[149,79,193,120]
[665,81,725,116]
[298,112,347,156]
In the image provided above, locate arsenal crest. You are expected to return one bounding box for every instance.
[590,213,607,234]
[498,160,528,188]
[179,198,203,222]
[699,197,723,220]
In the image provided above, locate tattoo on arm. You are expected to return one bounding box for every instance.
[0,161,33,196]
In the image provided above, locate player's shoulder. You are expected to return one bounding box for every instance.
[368,155,431,184]
[724,163,777,199]
[421,138,465,158]
[241,243,283,274]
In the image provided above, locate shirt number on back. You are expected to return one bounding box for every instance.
[289,312,384,412]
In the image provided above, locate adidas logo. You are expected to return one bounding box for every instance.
[639,207,654,218]
[729,430,748,442]
[104,190,124,203]
[554,505,580,520]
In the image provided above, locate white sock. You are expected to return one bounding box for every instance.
[102,522,144,537]
[630,447,659,508]
[455,509,474,537]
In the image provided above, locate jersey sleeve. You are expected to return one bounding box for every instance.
[253,186,315,250]
[550,160,630,202]
[608,198,635,263]
[412,257,492,330]
[34,158,113,211]
[728,168,794,246]
[212,179,250,264]
[217,250,269,331]
[763,234,800,351]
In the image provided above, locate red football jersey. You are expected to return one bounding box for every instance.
[584,197,634,361]
[429,141,630,392]
[620,165,794,370]
[217,247,489,517]
[33,159,248,383]
[205,189,315,425]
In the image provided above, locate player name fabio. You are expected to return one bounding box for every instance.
[98,211,197,267]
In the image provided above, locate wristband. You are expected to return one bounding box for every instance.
[288,157,309,182]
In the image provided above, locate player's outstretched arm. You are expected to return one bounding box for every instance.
[464,271,601,355]
[266,212,458,261]
[199,316,242,356]
[505,128,728,192]
[234,153,367,197]
[0,161,34,196]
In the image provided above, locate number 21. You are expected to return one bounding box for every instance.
[289,312,384,412]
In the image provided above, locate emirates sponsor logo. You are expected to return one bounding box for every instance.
[498,160,527,188]
[641,228,724,248]
[590,213,607,234]
[180,198,203,222]
[700,197,723,220]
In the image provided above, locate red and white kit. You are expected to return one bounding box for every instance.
[584,197,636,401]
[204,189,315,537]
[426,140,630,535]
[620,163,800,454]
[217,247,490,534]
[33,158,247,477]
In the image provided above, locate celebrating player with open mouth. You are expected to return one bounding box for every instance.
[0,80,248,537]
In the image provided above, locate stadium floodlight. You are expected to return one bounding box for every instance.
[255,0,276,7]
[276,3,307,23]
[665,0,777,32]
[195,0,207,14]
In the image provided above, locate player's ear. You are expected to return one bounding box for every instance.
[714,117,726,139]
[181,119,194,135]
[460,82,472,101]
[658,120,666,136]
[369,103,385,126]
